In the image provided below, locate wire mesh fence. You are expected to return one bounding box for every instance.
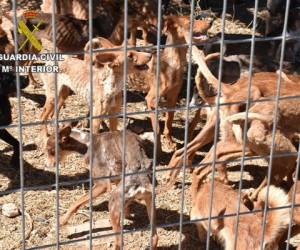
[0,0,300,249]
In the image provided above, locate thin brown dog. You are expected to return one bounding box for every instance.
[45,127,158,250]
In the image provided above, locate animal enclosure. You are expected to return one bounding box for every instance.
[0,0,300,249]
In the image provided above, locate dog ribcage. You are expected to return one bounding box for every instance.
[42,57,123,106]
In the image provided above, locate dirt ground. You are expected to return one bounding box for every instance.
[1,0,300,249]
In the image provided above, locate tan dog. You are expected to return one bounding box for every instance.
[130,16,213,152]
[40,37,152,135]
[45,126,158,250]
[191,167,290,250]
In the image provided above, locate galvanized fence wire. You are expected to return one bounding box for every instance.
[2,0,300,249]
[49,0,61,248]
[149,0,163,248]
[205,0,227,248]
[260,0,292,248]
[233,0,259,248]
[2,94,300,132]
[286,140,300,249]
[12,1,25,249]
[120,0,129,248]
[178,0,197,249]
[1,150,300,198]
[88,0,94,249]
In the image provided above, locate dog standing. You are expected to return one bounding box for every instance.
[40,37,152,135]
[129,16,213,152]
[45,126,158,249]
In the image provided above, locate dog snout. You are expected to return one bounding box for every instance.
[207,17,214,26]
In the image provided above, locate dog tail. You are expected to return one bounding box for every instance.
[227,112,273,124]
[257,186,290,244]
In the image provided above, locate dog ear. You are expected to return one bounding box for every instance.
[59,125,72,142]
[94,52,119,68]
[96,37,115,49]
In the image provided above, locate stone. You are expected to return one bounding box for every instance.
[2,203,20,218]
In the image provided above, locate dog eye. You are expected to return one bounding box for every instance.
[128,54,134,61]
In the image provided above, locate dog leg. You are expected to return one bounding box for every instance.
[41,87,70,136]
[249,177,267,201]
[109,188,125,250]
[47,86,71,119]
[163,86,182,151]
[188,108,202,142]
[109,93,122,131]
[145,90,162,155]
[0,129,20,167]
[40,97,55,136]
[143,191,158,249]
[92,103,102,134]
[191,141,245,187]
[167,110,216,185]
[60,182,108,225]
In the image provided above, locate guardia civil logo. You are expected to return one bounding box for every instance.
[18,11,43,52]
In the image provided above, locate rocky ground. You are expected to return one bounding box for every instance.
[0,0,300,249]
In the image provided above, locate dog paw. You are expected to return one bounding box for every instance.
[59,215,69,226]
[162,135,177,152]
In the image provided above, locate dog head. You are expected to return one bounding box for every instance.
[45,125,71,168]
[163,15,213,43]
[45,125,88,168]
[84,37,152,70]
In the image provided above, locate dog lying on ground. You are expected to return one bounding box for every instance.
[45,126,158,249]
[191,167,290,250]
[228,96,300,200]
[0,69,29,167]
[40,37,152,136]
[167,47,300,186]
